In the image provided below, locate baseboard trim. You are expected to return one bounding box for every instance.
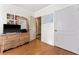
[54,45,78,55]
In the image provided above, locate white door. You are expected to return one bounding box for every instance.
[29,16,36,41]
[54,6,79,54]
[41,14,54,45]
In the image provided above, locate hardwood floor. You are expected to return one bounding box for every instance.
[0,39,77,55]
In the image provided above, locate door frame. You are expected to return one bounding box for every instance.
[35,16,41,39]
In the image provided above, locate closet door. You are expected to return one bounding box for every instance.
[54,5,79,54]
[41,14,54,45]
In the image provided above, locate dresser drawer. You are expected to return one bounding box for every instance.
[4,38,19,44]
[3,39,19,50]
[20,36,28,40]
[3,43,13,50]
[20,33,28,36]
[4,36,19,42]
[0,35,6,45]
[0,36,3,44]
[7,34,18,38]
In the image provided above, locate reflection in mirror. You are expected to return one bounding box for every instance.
[17,17,28,32]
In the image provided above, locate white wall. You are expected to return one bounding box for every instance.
[0,5,4,34]
[0,4,33,34]
[29,16,36,41]
[54,5,79,54]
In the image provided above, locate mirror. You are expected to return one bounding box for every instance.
[15,15,28,31]
[17,17,27,29]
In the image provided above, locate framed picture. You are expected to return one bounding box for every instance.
[7,13,14,19]
[7,13,14,24]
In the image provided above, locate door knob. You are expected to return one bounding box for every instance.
[54,29,57,32]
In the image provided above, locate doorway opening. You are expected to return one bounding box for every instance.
[35,16,41,40]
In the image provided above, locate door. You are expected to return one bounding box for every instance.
[29,16,36,41]
[41,14,54,45]
[35,17,41,39]
[54,6,79,54]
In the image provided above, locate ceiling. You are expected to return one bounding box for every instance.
[14,4,50,12]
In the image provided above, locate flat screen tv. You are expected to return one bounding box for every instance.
[3,24,21,34]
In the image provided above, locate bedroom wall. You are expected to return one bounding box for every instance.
[0,4,33,34]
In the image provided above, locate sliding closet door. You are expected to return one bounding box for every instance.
[54,5,79,54]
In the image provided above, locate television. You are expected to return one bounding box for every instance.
[3,24,21,34]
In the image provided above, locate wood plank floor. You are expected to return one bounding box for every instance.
[0,39,77,55]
